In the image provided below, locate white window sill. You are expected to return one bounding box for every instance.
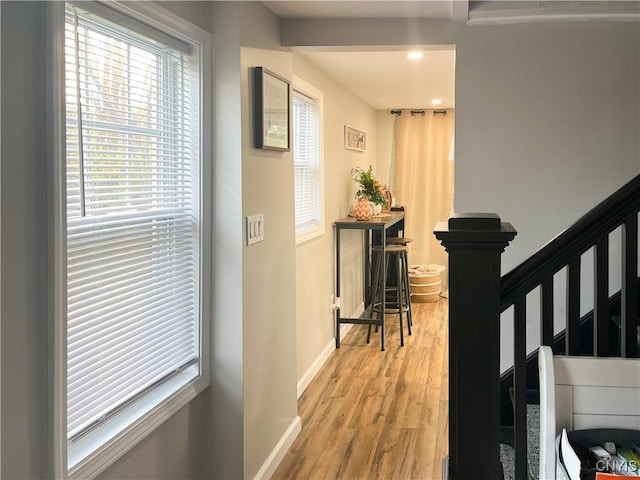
[296,224,324,245]
[68,369,207,480]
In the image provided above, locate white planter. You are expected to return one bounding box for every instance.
[370,202,382,215]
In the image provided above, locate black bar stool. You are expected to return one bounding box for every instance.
[386,236,413,246]
[367,244,413,346]
[383,237,413,327]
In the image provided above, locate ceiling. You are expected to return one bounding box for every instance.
[261,1,462,110]
[297,49,455,110]
[263,0,638,22]
[261,1,638,110]
[262,1,469,20]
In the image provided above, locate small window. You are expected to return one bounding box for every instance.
[292,77,324,244]
[56,2,210,477]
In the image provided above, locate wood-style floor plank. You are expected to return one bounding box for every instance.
[273,300,449,480]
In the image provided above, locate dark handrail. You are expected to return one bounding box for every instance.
[501,174,640,310]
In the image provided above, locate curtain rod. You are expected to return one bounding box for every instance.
[389,109,449,117]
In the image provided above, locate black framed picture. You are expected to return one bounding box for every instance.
[253,67,290,151]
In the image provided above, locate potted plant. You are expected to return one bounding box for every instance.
[351,165,388,214]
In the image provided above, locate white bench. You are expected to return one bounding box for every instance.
[538,345,640,479]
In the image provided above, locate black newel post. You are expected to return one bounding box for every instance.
[434,213,516,480]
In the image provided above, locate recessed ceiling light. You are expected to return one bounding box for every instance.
[407,51,424,60]
[431,99,443,106]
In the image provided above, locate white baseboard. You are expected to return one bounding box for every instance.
[253,415,302,480]
[296,302,364,399]
[262,303,363,478]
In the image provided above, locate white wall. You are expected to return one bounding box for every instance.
[291,54,379,393]
[376,110,395,186]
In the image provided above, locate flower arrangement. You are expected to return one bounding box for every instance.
[350,165,387,207]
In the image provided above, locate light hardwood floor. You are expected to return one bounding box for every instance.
[273,299,449,480]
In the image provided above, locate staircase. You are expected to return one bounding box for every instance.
[498,279,640,479]
[434,174,640,480]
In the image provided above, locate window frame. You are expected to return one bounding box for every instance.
[49,2,211,478]
[292,75,325,245]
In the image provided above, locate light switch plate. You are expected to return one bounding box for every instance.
[246,213,264,245]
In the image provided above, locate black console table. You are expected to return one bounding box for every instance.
[334,211,405,351]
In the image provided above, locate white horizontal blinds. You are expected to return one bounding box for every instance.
[293,91,320,233]
[64,4,200,439]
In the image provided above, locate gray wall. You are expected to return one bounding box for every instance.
[1,2,50,477]
[454,22,640,370]
[3,2,638,478]
[1,1,302,478]
[454,22,639,273]
[281,20,640,266]
[281,18,640,371]
[240,5,299,479]
[0,2,220,478]
[2,2,241,478]
[204,2,245,478]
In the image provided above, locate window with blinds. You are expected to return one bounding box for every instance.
[293,82,323,243]
[64,2,201,444]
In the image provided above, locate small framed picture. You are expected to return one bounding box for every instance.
[253,67,290,151]
[344,125,366,152]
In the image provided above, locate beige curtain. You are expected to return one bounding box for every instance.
[392,109,454,294]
